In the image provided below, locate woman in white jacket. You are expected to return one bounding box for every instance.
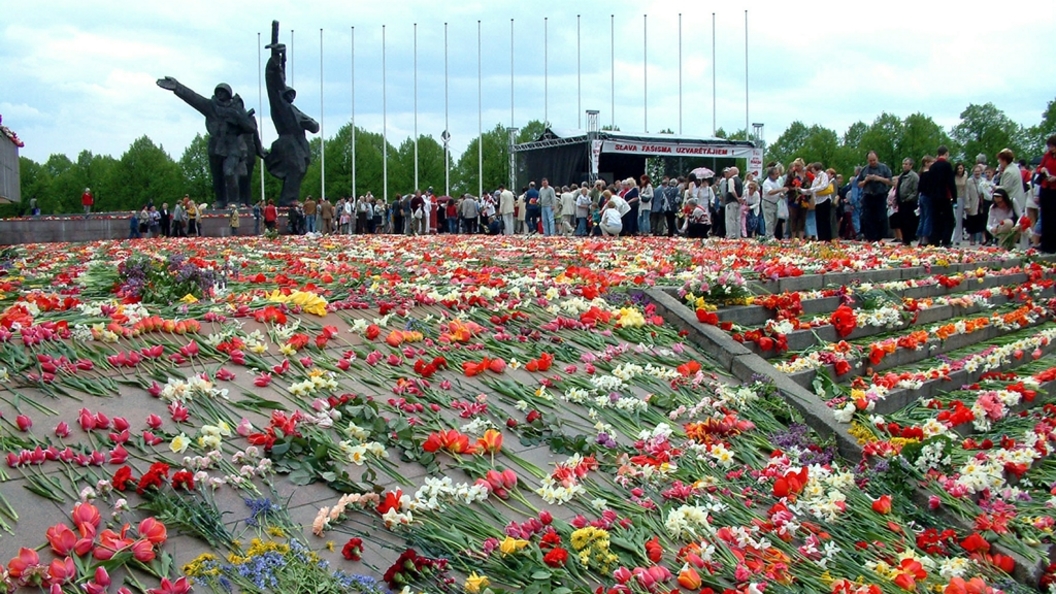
[800,163,833,241]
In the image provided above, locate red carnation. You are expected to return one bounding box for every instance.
[342,537,364,561]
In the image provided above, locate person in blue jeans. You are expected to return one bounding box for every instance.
[538,178,557,236]
[525,182,540,234]
[128,211,141,239]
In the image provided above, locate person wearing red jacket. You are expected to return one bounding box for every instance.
[263,199,278,232]
[1038,135,1056,253]
[81,187,94,218]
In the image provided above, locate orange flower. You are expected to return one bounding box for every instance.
[476,429,503,454]
[677,564,702,590]
[892,558,927,590]
[872,495,892,514]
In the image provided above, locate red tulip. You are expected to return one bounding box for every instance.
[7,547,41,580]
[137,517,167,545]
[476,429,503,454]
[47,556,76,585]
[15,414,32,432]
[54,421,70,438]
[131,539,155,562]
[45,524,77,556]
[71,502,101,531]
[872,495,892,515]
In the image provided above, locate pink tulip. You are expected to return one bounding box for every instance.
[54,422,70,438]
[145,414,163,429]
[108,445,128,465]
[112,417,129,431]
[45,524,76,556]
[15,414,32,432]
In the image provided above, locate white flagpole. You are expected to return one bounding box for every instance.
[479,20,483,199]
[320,28,325,202]
[510,19,514,129]
[414,23,419,191]
[351,26,356,202]
[386,24,390,202]
[444,22,450,198]
[290,29,295,88]
[678,13,682,135]
[258,32,265,203]
[544,16,548,126]
[610,14,614,128]
[643,14,647,133]
[577,14,581,129]
[712,13,716,136]
[744,9,749,139]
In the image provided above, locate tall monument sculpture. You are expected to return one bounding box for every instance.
[264,20,319,206]
[156,78,264,207]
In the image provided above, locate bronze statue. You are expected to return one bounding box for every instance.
[264,20,319,206]
[156,77,265,207]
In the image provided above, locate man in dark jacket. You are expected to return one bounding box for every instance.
[923,146,958,247]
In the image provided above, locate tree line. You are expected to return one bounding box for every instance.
[12,99,1054,216]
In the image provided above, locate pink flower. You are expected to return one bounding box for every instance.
[254,372,272,387]
[54,422,70,438]
[145,414,163,429]
[168,402,189,423]
[112,417,129,431]
[236,418,253,436]
[148,577,191,594]
[216,367,236,381]
[16,414,32,431]
[108,445,128,465]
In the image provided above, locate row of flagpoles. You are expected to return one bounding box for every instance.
[253,12,751,202]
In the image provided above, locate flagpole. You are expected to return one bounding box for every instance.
[544,16,548,126]
[351,26,356,202]
[610,14,614,128]
[444,22,450,198]
[413,23,419,191]
[386,24,390,202]
[510,19,514,130]
[577,14,581,129]
[320,28,325,203]
[257,32,265,204]
[744,9,749,139]
[290,29,295,88]
[478,20,483,199]
[675,15,685,176]
[643,14,647,133]
[711,13,717,136]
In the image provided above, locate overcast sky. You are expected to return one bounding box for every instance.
[3,0,1054,164]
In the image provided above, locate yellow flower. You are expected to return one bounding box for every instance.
[179,293,199,304]
[499,536,529,556]
[464,572,490,594]
[169,433,190,454]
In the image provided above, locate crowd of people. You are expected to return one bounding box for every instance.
[119,135,1056,249]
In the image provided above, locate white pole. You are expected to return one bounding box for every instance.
[290,29,295,88]
[610,14,614,129]
[678,13,682,135]
[320,28,325,202]
[413,23,419,191]
[510,19,514,130]
[544,16,548,126]
[712,13,716,136]
[744,9,749,139]
[643,14,647,133]
[577,14,581,129]
[479,20,483,199]
[258,32,265,204]
[444,22,450,198]
[386,24,390,202]
[351,26,356,202]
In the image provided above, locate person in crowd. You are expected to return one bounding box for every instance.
[159,202,171,237]
[137,205,149,238]
[618,178,638,236]
[987,188,1020,249]
[661,178,681,237]
[964,164,986,245]
[996,148,1026,224]
[786,160,808,240]
[82,188,94,218]
[229,204,240,236]
[185,199,199,236]
[263,199,278,232]
[1038,135,1056,254]
[514,188,527,235]
[147,205,160,237]
[723,168,744,239]
[251,199,261,236]
[893,158,919,245]
[742,181,761,238]
[637,175,653,236]
[319,196,333,234]
[371,196,383,233]
[847,166,863,239]
[923,146,958,247]
[537,178,556,236]
[128,208,141,239]
[558,185,574,235]
[525,182,540,234]
[599,200,623,237]
[953,162,968,246]
[761,167,783,240]
[678,198,708,238]
[303,195,317,233]
[914,155,935,246]
[574,185,592,236]
[408,191,424,235]
[499,185,516,236]
[800,163,834,241]
[335,198,348,234]
[650,176,668,235]
[856,151,894,242]
[460,193,480,235]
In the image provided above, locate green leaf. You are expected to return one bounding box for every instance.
[287,467,315,486]
[530,571,552,580]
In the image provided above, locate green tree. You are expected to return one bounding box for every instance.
[178,134,212,204]
[451,123,510,196]
[105,136,183,211]
[899,113,953,166]
[858,113,904,171]
[950,103,1026,166]
[766,121,810,167]
[1026,97,1056,158]
[516,120,547,144]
